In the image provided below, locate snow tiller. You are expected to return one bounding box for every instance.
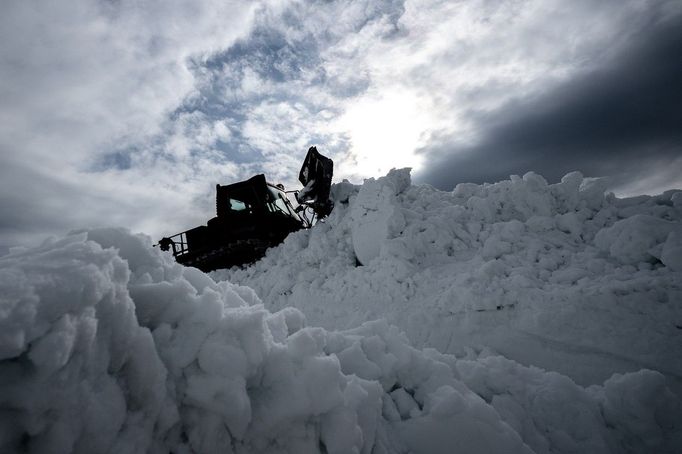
[158,146,333,271]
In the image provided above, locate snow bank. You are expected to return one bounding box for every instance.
[2,228,680,453]
[216,170,682,388]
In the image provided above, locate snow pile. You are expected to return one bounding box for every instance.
[2,167,682,453]
[0,229,525,453]
[216,169,682,387]
[2,228,681,453]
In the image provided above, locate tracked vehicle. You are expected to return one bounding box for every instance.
[159,146,333,271]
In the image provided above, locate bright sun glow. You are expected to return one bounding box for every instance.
[335,90,435,177]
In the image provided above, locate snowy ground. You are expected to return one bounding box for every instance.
[1,170,681,453]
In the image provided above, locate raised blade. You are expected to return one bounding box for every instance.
[298,146,334,217]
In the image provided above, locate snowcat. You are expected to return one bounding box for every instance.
[158,146,333,271]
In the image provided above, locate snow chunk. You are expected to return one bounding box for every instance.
[661,230,682,271]
[600,370,682,453]
[350,168,410,265]
[594,214,682,265]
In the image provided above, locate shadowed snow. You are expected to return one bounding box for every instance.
[1,168,681,453]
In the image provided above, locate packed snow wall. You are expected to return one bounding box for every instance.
[216,169,682,388]
[1,168,681,453]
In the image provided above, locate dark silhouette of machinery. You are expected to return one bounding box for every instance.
[158,147,333,271]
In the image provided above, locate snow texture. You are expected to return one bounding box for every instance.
[0,169,681,453]
[218,169,682,389]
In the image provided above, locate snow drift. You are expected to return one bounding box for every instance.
[1,169,681,453]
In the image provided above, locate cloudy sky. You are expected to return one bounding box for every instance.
[1,0,681,253]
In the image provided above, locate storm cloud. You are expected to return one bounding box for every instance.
[415,10,682,193]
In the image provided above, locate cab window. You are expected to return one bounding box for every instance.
[230,198,247,211]
[267,188,297,218]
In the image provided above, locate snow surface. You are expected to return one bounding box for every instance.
[216,169,682,388]
[0,169,681,453]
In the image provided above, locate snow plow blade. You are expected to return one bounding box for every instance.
[297,146,334,218]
